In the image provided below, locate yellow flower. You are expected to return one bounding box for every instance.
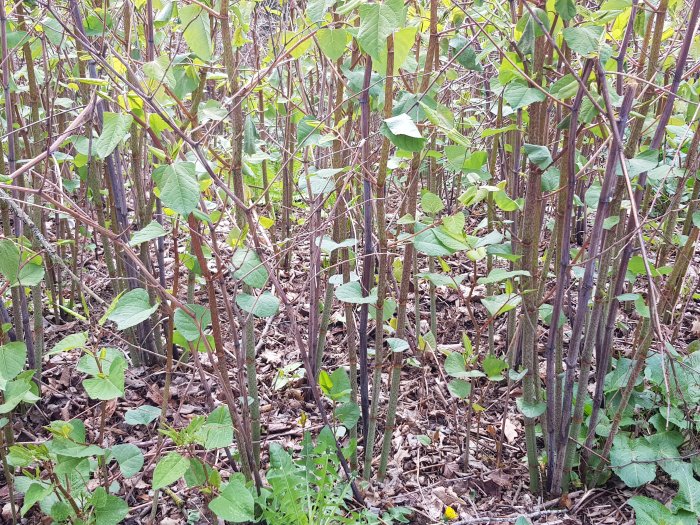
[444,506,458,521]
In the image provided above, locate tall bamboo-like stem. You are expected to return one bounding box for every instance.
[486,98,502,356]
[584,1,700,476]
[545,60,594,492]
[16,3,44,376]
[0,327,16,522]
[379,0,438,478]
[378,153,420,481]
[143,0,167,294]
[281,63,294,270]
[657,127,700,267]
[68,0,155,364]
[0,0,33,365]
[364,34,394,479]
[518,34,548,495]
[357,53,374,441]
[316,51,349,378]
[188,214,259,485]
[220,0,260,470]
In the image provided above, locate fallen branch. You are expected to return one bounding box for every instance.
[7,96,97,181]
[0,186,106,306]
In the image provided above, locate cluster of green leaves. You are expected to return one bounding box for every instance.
[0,238,45,287]
[206,428,410,524]
[319,367,361,431]
[590,350,700,523]
[152,406,234,492]
[9,418,140,524]
[442,334,513,403]
[6,337,145,523]
[0,336,38,415]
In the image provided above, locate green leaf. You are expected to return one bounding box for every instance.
[357,3,398,60]
[603,215,620,229]
[477,269,530,285]
[0,374,39,413]
[445,352,469,378]
[504,81,545,110]
[174,304,212,342]
[0,240,21,285]
[443,212,465,234]
[629,255,660,277]
[618,149,659,177]
[317,29,349,60]
[48,332,87,355]
[41,16,64,46]
[110,444,144,478]
[46,423,104,457]
[179,5,212,61]
[509,368,528,381]
[152,452,190,489]
[555,0,577,21]
[380,113,425,152]
[376,26,417,74]
[160,162,200,217]
[539,304,566,327]
[549,74,579,100]
[627,496,692,525]
[493,189,520,212]
[516,397,546,418]
[198,406,234,450]
[83,356,126,400]
[283,30,312,59]
[0,239,44,287]
[417,272,464,289]
[414,228,455,256]
[231,248,269,288]
[448,379,471,398]
[692,211,700,229]
[243,116,259,155]
[449,35,482,71]
[236,292,280,317]
[107,288,159,330]
[421,191,444,215]
[524,144,553,169]
[335,401,360,428]
[21,483,52,517]
[666,462,700,515]
[563,25,605,55]
[386,337,409,352]
[328,367,352,402]
[95,112,133,159]
[307,0,331,22]
[481,294,521,317]
[0,341,27,381]
[297,115,330,147]
[77,347,122,376]
[334,282,378,304]
[209,479,255,522]
[318,236,357,254]
[584,184,603,212]
[91,487,129,525]
[124,405,161,425]
[129,221,167,246]
[143,55,176,87]
[319,370,333,396]
[610,435,657,487]
[483,355,508,381]
[488,243,521,262]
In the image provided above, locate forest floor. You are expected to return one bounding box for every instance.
[9,245,698,525]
